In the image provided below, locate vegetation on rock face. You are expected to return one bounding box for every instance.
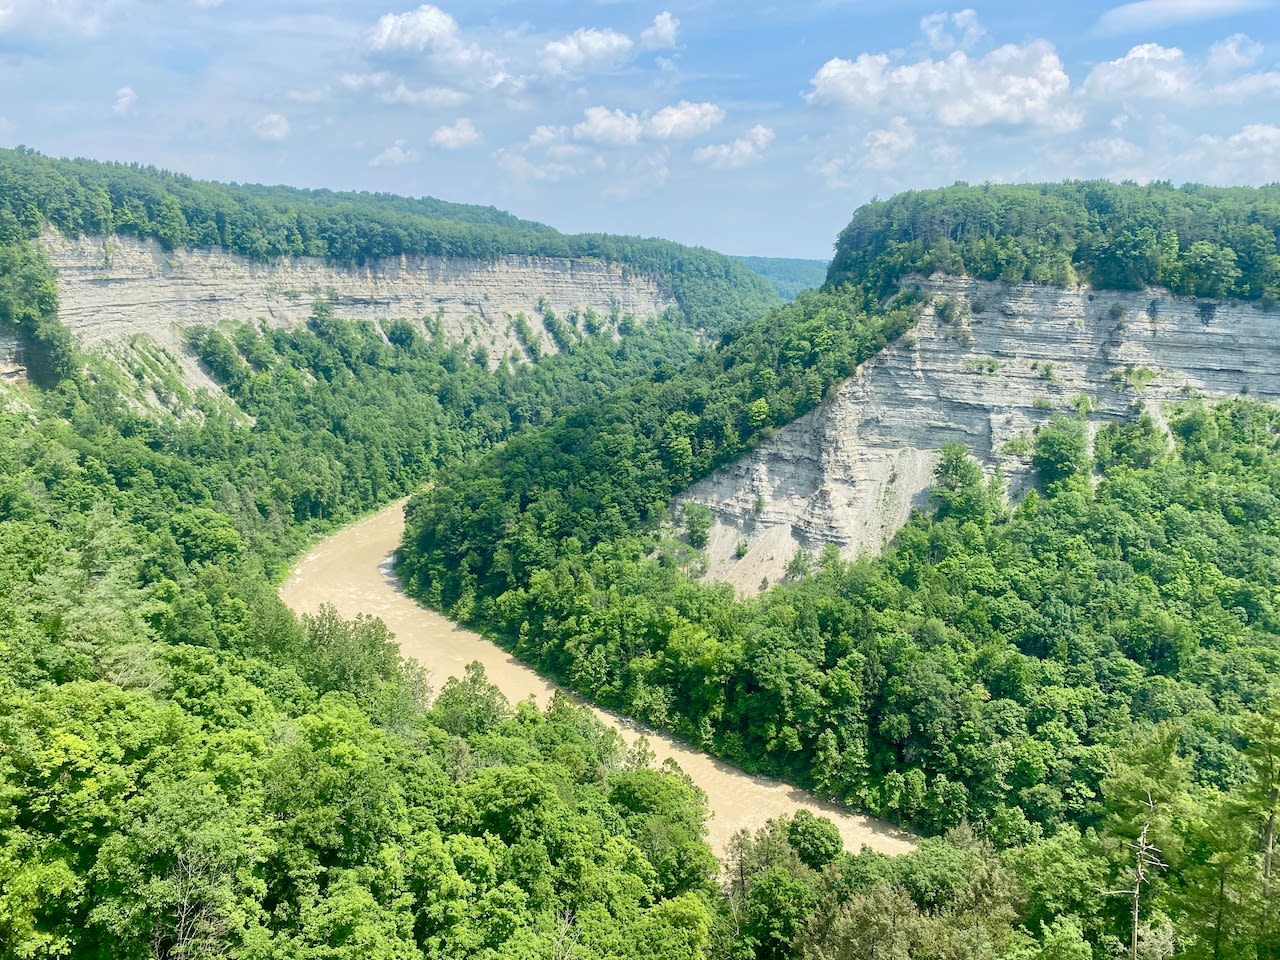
[399,181,1280,957]
[828,180,1280,303]
[0,146,778,333]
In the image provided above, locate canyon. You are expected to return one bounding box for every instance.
[682,276,1280,594]
[40,231,673,392]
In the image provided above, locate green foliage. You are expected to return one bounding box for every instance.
[732,256,829,301]
[828,180,1280,303]
[0,146,776,333]
[1033,415,1089,487]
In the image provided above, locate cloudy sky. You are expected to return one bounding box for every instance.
[1,1,1278,257]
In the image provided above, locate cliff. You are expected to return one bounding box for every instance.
[41,231,674,392]
[682,276,1280,594]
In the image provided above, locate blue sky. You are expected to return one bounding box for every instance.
[1,1,1278,258]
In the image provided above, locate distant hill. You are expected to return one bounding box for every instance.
[734,255,829,300]
[0,147,777,335]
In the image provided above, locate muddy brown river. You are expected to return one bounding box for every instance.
[280,501,915,860]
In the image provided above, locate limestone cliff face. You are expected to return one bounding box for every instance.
[42,231,673,390]
[682,276,1280,595]
[0,333,22,384]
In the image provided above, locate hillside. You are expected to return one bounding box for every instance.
[684,274,1280,592]
[0,147,777,392]
[398,180,1280,958]
[734,256,829,300]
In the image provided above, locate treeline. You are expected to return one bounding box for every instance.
[734,256,830,301]
[397,283,916,613]
[829,180,1280,302]
[0,146,776,331]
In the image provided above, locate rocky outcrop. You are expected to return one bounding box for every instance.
[0,333,23,384]
[682,276,1280,595]
[42,231,673,390]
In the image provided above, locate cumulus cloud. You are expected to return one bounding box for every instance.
[253,113,290,141]
[496,151,582,183]
[1081,136,1144,165]
[648,101,724,139]
[1208,33,1263,75]
[808,40,1080,130]
[920,9,985,53]
[112,86,136,116]
[543,27,634,76]
[863,116,917,169]
[371,139,418,166]
[571,101,726,145]
[693,125,775,169]
[1185,122,1280,182]
[430,117,480,149]
[1085,38,1280,103]
[641,11,679,50]
[378,82,468,107]
[1094,0,1268,35]
[1084,43,1195,99]
[368,4,497,73]
[573,106,645,145]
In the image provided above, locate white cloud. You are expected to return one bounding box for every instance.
[496,151,582,183]
[1085,39,1280,103]
[1185,122,1280,182]
[571,102,726,146]
[647,101,724,140]
[693,125,774,169]
[808,40,1080,130]
[573,106,644,145]
[0,0,118,34]
[920,9,985,53]
[1095,0,1268,35]
[112,86,136,116]
[1207,33,1263,75]
[543,27,633,76]
[378,82,468,107]
[371,139,418,166]
[370,4,457,52]
[430,117,480,149]
[528,124,566,148]
[603,148,671,198]
[1081,136,1144,165]
[641,11,679,50]
[253,113,290,141]
[863,116,917,169]
[1085,43,1194,99]
[368,4,497,73]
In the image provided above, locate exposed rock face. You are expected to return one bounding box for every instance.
[0,334,22,383]
[682,276,1280,595]
[42,231,673,388]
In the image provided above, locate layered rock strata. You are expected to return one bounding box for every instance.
[42,231,673,387]
[682,276,1280,594]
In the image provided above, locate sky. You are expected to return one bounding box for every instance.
[1,1,1279,258]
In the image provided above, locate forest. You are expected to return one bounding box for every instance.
[0,147,777,335]
[4,168,1280,958]
[398,181,1280,957]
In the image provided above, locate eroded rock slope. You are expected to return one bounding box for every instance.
[682,276,1280,594]
[42,231,673,390]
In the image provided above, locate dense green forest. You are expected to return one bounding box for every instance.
[398,181,1280,956]
[0,146,777,333]
[2,209,1126,960]
[733,257,830,301]
[829,180,1280,302]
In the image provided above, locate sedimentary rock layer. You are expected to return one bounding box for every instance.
[42,231,673,384]
[683,276,1280,594]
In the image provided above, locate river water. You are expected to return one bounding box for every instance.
[280,500,915,861]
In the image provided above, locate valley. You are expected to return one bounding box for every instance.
[280,500,915,860]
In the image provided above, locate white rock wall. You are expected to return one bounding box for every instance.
[682,276,1280,595]
[0,333,22,383]
[42,232,673,380]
